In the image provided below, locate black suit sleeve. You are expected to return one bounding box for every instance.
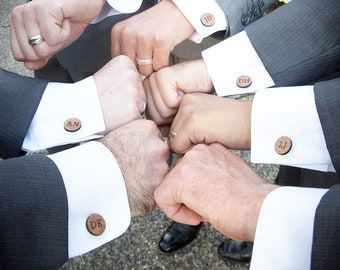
[312,185,340,270]
[314,78,340,174]
[0,68,48,158]
[0,154,68,269]
[0,69,69,268]
[245,0,340,87]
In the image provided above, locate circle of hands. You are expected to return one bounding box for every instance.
[8,0,277,242]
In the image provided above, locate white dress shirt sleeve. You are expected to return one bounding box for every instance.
[91,0,143,24]
[172,0,227,43]
[48,141,130,258]
[251,87,335,172]
[105,0,143,13]
[22,77,105,152]
[251,187,328,270]
[202,31,275,96]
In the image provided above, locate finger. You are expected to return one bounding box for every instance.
[9,15,25,61]
[169,114,195,154]
[111,24,122,57]
[135,33,154,76]
[10,8,38,61]
[25,9,68,60]
[136,57,154,77]
[168,205,203,226]
[24,58,49,70]
[154,174,202,225]
[153,46,170,71]
[39,13,71,49]
[23,8,52,57]
[9,7,24,61]
[118,28,138,64]
[145,75,173,124]
[144,78,163,123]
[148,70,182,123]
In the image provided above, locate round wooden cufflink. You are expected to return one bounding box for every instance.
[200,13,215,27]
[64,118,82,132]
[236,75,252,88]
[275,136,292,155]
[86,214,106,236]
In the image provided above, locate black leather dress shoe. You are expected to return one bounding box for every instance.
[159,222,202,252]
[218,239,253,263]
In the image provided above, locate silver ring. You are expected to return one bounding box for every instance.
[163,137,170,146]
[28,34,45,46]
[136,57,153,66]
[140,101,147,114]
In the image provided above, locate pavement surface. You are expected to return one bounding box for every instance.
[1,1,279,269]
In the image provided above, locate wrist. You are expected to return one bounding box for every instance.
[245,183,278,241]
[176,59,214,94]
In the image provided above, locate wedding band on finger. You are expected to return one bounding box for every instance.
[140,101,147,115]
[136,57,153,66]
[169,130,177,139]
[28,34,45,46]
[163,137,170,146]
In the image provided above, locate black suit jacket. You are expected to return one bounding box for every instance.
[56,0,157,74]
[243,0,340,267]
[312,79,340,269]
[0,69,68,269]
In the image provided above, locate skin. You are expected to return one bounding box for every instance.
[10,0,106,70]
[143,59,213,125]
[92,55,146,134]
[169,93,252,154]
[111,0,195,76]
[154,143,278,241]
[92,56,170,216]
[100,119,170,216]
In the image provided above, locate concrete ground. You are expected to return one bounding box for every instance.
[1,1,279,269]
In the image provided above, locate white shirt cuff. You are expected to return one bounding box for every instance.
[48,141,130,258]
[23,77,105,152]
[91,0,143,24]
[251,187,328,270]
[105,0,142,13]
[173,0,227,43]
[251,86,335,172]
[202,31,274,96]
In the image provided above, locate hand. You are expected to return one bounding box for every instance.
[169,93,252,154]
[100,119,170,216]
[111,0,195,76]
[10,0,105,70]
[143,59,213,125]
[93,55,146,133]
[154,143,277,241]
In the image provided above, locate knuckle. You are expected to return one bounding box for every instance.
[181,102,196,116]
[10,6,21,21]
[120,28,134,43]
[154,34,168,47]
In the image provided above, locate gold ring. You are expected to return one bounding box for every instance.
[136,57,153,66]
[28,34,45,46]
[169,130,177,138]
